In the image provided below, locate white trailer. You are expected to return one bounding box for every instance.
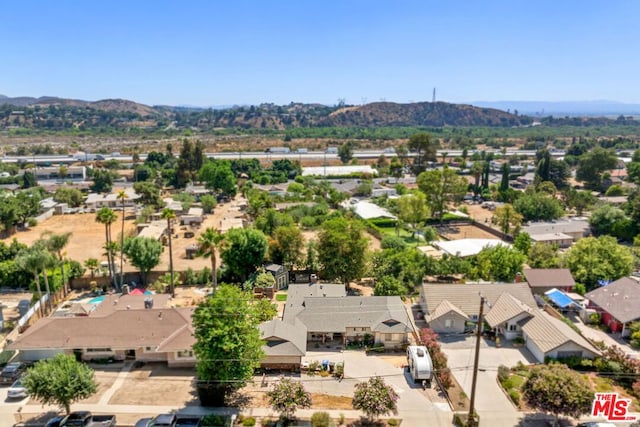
[406,345,433,387]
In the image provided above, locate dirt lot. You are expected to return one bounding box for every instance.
[2,195,245,276]
[464,203,495,224]
[438,224,500,240]
[109,364,198,406]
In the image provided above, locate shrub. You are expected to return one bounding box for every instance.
[589,312,601,325]
[201,414,228,427]
[242,417,256,427]
[509,389,520,405]
[497,365,510,383]
[310,412,333,427]
[0,350,16,367]
[338,414,345,426]
[387,419,399,426]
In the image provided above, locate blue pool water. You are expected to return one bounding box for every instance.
[88,295,106,305]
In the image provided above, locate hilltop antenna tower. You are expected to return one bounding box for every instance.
[432,88,436,103]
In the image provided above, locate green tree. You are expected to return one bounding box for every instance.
[304,240,320,273]
[267,378,312,421]
[96,207,118,288]
[352,377,399,422]
[565,236,633,290]
[407,132,437,174]
[221,228,268,282]
[626,149,640,184]
[15,247,46,315]
[22,354,97,415]
[397,192,431,237]
[513,232,532,255]
[133,181,163,208]
[199,160,237,196]
[317,217,368,287]
[255,209,295,236]
[513,191,564,221]
[43,231,72,296]
[269,225,304,269]
[371,248,431,291]
[90,168,114,193]
[193,284,264,405]
[500,161,510,191]
[491,204,523,235]
[527,242,561,269]
[417,167,468,220]
[197,227,224,292]
[123,236,163,286]
[576,147,618,191]
[53,187,84,207]
[338,142,354,164]
[522,364,593,425]
[254,296,277,322]
[84,258,99,278]
[200,194,217,214]
[161,208,176,296]
[564,189,595,216]
[474,245,526,282]
[373,275,408,296]
[117,190,128,290]
[589,204,627,236]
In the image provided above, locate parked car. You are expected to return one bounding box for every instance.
[175,416,202,427]
[6,379,27,399]
[1,362,30,385]
[49,411,116,427]
[135,414,177,427]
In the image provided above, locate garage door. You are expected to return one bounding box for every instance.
[21,349,64,361]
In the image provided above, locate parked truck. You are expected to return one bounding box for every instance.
[46,411,116,427]
[406,345,433,387]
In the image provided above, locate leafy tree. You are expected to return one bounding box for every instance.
[221,228,268,282]
[197,227,224,292]
[380,236,407,251]
[397,192,431,236]
[419,328,452,389]
[474,245,526,282]
[96,207,117,288]
[491,204,523,235]
[84,258,99,278]
[407,132,437,174]
[199,160,237,196]
[22,171,37,188]
[371,248,431,291]
[15,247,46,314]
[161,208,176,296]
[133,181,163,208]
[417,167,467,220]
[123,236,163,286]
[338,141,354,164]
[22,354,97,415]
[522,364,593,425]
[374,275,408,296]
[500,161,510,191]
[200,194,217,214]
[589,204,627,236]
[513,232,531,255]
[304,240,320,273]
[269,225,304,269]
[527,242,561,269]
[267,378,312,421]
[513,191,564,221]
[576,147,618,191]
[317,217,368,286]
[605,184,625,197]
[352,377,399,422]
[564,188,595,216]
[53,187,84,207]
[90,168,114,193]
[626,149,640,185]
[43,232,72,296]
[255,209,295,236]
[192,284,264,405]
[565,235,633,290]
[254,296,277,322]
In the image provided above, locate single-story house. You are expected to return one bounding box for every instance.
[585,277,640,337]
[524,268,576,294]
[34,166,86,182]
[484,293,536,340]
[7,302,196,367]
[180,207,204,226]
[432,239,511,258]
[85,188,140,210]
[529,233,573,248]
[522,219,590,242]
[259,319,307,371]
[137,220,168,241]
[420,282,537,333]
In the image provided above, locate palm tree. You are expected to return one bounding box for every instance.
[84,258,99,278]
[15,249,45,316]
[43,231,72,297]
[117,190,128,290]
[197,227,224,293]
[33,239,57,311]
[96,207,118,289]
[161,208,176,297]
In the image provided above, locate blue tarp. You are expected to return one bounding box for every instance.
[545,288,578,308]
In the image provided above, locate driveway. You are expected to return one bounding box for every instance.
[568,312,639,359]
[441,335,536,427]
[303,350,453,427]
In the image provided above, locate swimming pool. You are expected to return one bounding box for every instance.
[88,295,106,305]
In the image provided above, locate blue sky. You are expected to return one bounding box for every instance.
[1,1,638,106]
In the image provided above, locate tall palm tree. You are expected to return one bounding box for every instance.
[197,227,224,293]
[161,208,176,297]
[117,190,128,290]
[33,240,56,312]
[96,207,118,289]
[103,241,119,287]
[43,231,72,297]
[84,258,99,278]
[15,248,45,316]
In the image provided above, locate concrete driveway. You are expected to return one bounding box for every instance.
[303,350,453,427]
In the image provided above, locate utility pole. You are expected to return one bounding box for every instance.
[468,295,487,427]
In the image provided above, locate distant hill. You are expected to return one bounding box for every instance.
[473,100,640,117]
[0,95,158,116]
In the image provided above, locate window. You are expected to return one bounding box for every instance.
[508,324,517,331]
[445,319,453,328]
[176,350,194,359]
[86,348,112,353]
[144,346,155,352]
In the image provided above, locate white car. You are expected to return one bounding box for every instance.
[7,379,27,399]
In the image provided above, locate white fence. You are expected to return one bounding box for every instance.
[17,294,49,328]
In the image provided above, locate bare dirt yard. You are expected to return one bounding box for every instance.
[438,224,500,240]
[108,363,198,406]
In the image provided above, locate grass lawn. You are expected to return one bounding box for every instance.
[377,226,423,246]
[275,293,287,302]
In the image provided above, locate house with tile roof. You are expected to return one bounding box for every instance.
[585,277,640,337]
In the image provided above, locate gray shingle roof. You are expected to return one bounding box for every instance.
[421,283,537,317]
[520,310,600,355]
[524,269,575,289]
[484,293,534,328]
[295,296,412,334]
[259,320,307,357]
[425,300,470,323]
[283,283,346,323]
[585,277,640,323]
